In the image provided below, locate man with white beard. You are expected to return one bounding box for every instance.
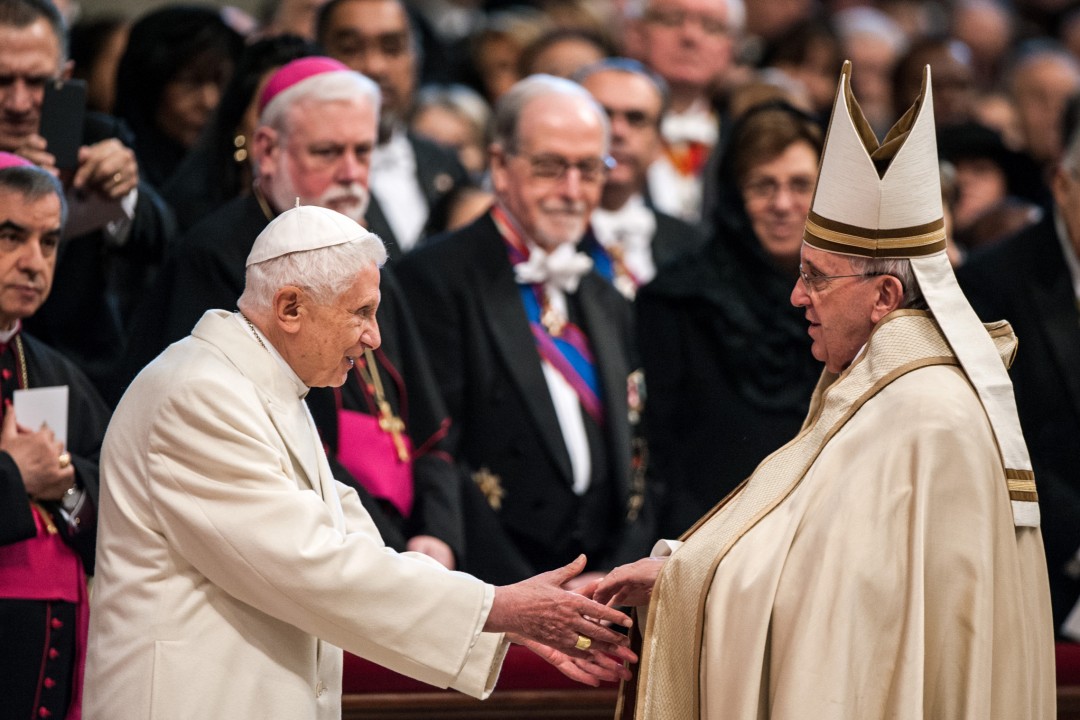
[121,58,467,568]
[126,57,377,358]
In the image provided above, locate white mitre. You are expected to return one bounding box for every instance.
[247,204,381,266]
[806,60,1038,528]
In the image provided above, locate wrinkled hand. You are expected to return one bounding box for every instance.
[72,139,138,200]
[562,570,603,593]
[485,555,636,663]
[1,405,75,500]
[592,557,666,608]
[511,634,633,687]
[406,534,455,569]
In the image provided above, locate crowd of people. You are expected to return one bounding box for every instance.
[2,0,1079,717]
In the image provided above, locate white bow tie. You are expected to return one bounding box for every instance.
[514,243,594,293]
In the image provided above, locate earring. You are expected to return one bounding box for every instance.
[233,134,248,163]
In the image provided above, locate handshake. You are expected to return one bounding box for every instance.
[484,554,667,686]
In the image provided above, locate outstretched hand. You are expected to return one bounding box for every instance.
[512,634,633,686]
[592,557,666,608]
[485,555,636,665]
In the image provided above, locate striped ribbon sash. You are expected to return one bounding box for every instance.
[493,205,605,426]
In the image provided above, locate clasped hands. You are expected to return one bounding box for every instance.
[486,554,667,687]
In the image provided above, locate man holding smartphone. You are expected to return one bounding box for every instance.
[0,0,175,405]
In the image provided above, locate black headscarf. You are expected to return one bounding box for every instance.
[114,5,244,188]
[642,102,824,413]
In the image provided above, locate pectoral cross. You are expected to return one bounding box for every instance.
[377,399,410,462]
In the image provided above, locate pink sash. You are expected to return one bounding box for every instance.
[0,505,88,720]
[337,407,414,518]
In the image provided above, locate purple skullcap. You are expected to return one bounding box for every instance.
[0,152,33,170]
[258,56,352,115]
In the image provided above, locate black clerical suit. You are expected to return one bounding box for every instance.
[395,211,655,585]
[957,213,1080,634]
[0,331,111,720]
[121,193,464,558]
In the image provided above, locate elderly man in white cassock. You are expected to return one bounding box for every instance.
[84,205,636,719]
[593,61,1056,719]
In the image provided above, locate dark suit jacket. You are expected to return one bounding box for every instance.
[366,133,469,260]
[652,209,707,271]
[957,214,1080,633]
[25,112,177,405]
[394,212,655,584]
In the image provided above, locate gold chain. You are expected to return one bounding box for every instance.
[13,334,27,389]
[239,313,269,353]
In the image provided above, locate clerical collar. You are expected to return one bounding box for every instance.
[0,319,20,346]
[233,313,308,397]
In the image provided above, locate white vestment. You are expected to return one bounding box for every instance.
[634,312,1055,719]
[85,311,506,719]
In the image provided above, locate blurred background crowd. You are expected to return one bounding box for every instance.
[6,0,1080,714]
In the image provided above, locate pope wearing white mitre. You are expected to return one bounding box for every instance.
[596,61,1056,719]
[83,206,635,719]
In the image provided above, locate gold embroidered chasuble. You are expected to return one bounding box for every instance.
[633,311,1055,719]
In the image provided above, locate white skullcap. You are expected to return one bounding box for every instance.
[246,204,375,267]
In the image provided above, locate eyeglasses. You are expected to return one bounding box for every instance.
[601,106,659,130]
[742,176,816,202]
[644,8,731,36]
[511,152,615,183]
[798,264,885,293]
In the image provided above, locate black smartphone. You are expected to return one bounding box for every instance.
[39,78,87,170]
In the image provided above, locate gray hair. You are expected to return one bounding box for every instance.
[834,6,908,57]
[238,236,388,314]
[623,0,745,35]
[847,255,927,310]
[492,74,610,154]
[413,83,492,144]
[0,164,68,228]
[260,69,381,136]
[0,0,68,62]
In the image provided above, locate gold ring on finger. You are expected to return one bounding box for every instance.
[58,451,71,469]
[575,634,592,651]
[113,171,123,184]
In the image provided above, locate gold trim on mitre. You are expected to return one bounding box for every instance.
[805,60,946,259]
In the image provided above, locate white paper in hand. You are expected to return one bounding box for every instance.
[13,385,69,447]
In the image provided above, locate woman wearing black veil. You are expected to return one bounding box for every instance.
[636,102,826,538]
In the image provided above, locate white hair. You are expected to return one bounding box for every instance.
[623,0,745,35]
[834,6,908,56]
[260,70,382,134]
[238,236,388,314]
